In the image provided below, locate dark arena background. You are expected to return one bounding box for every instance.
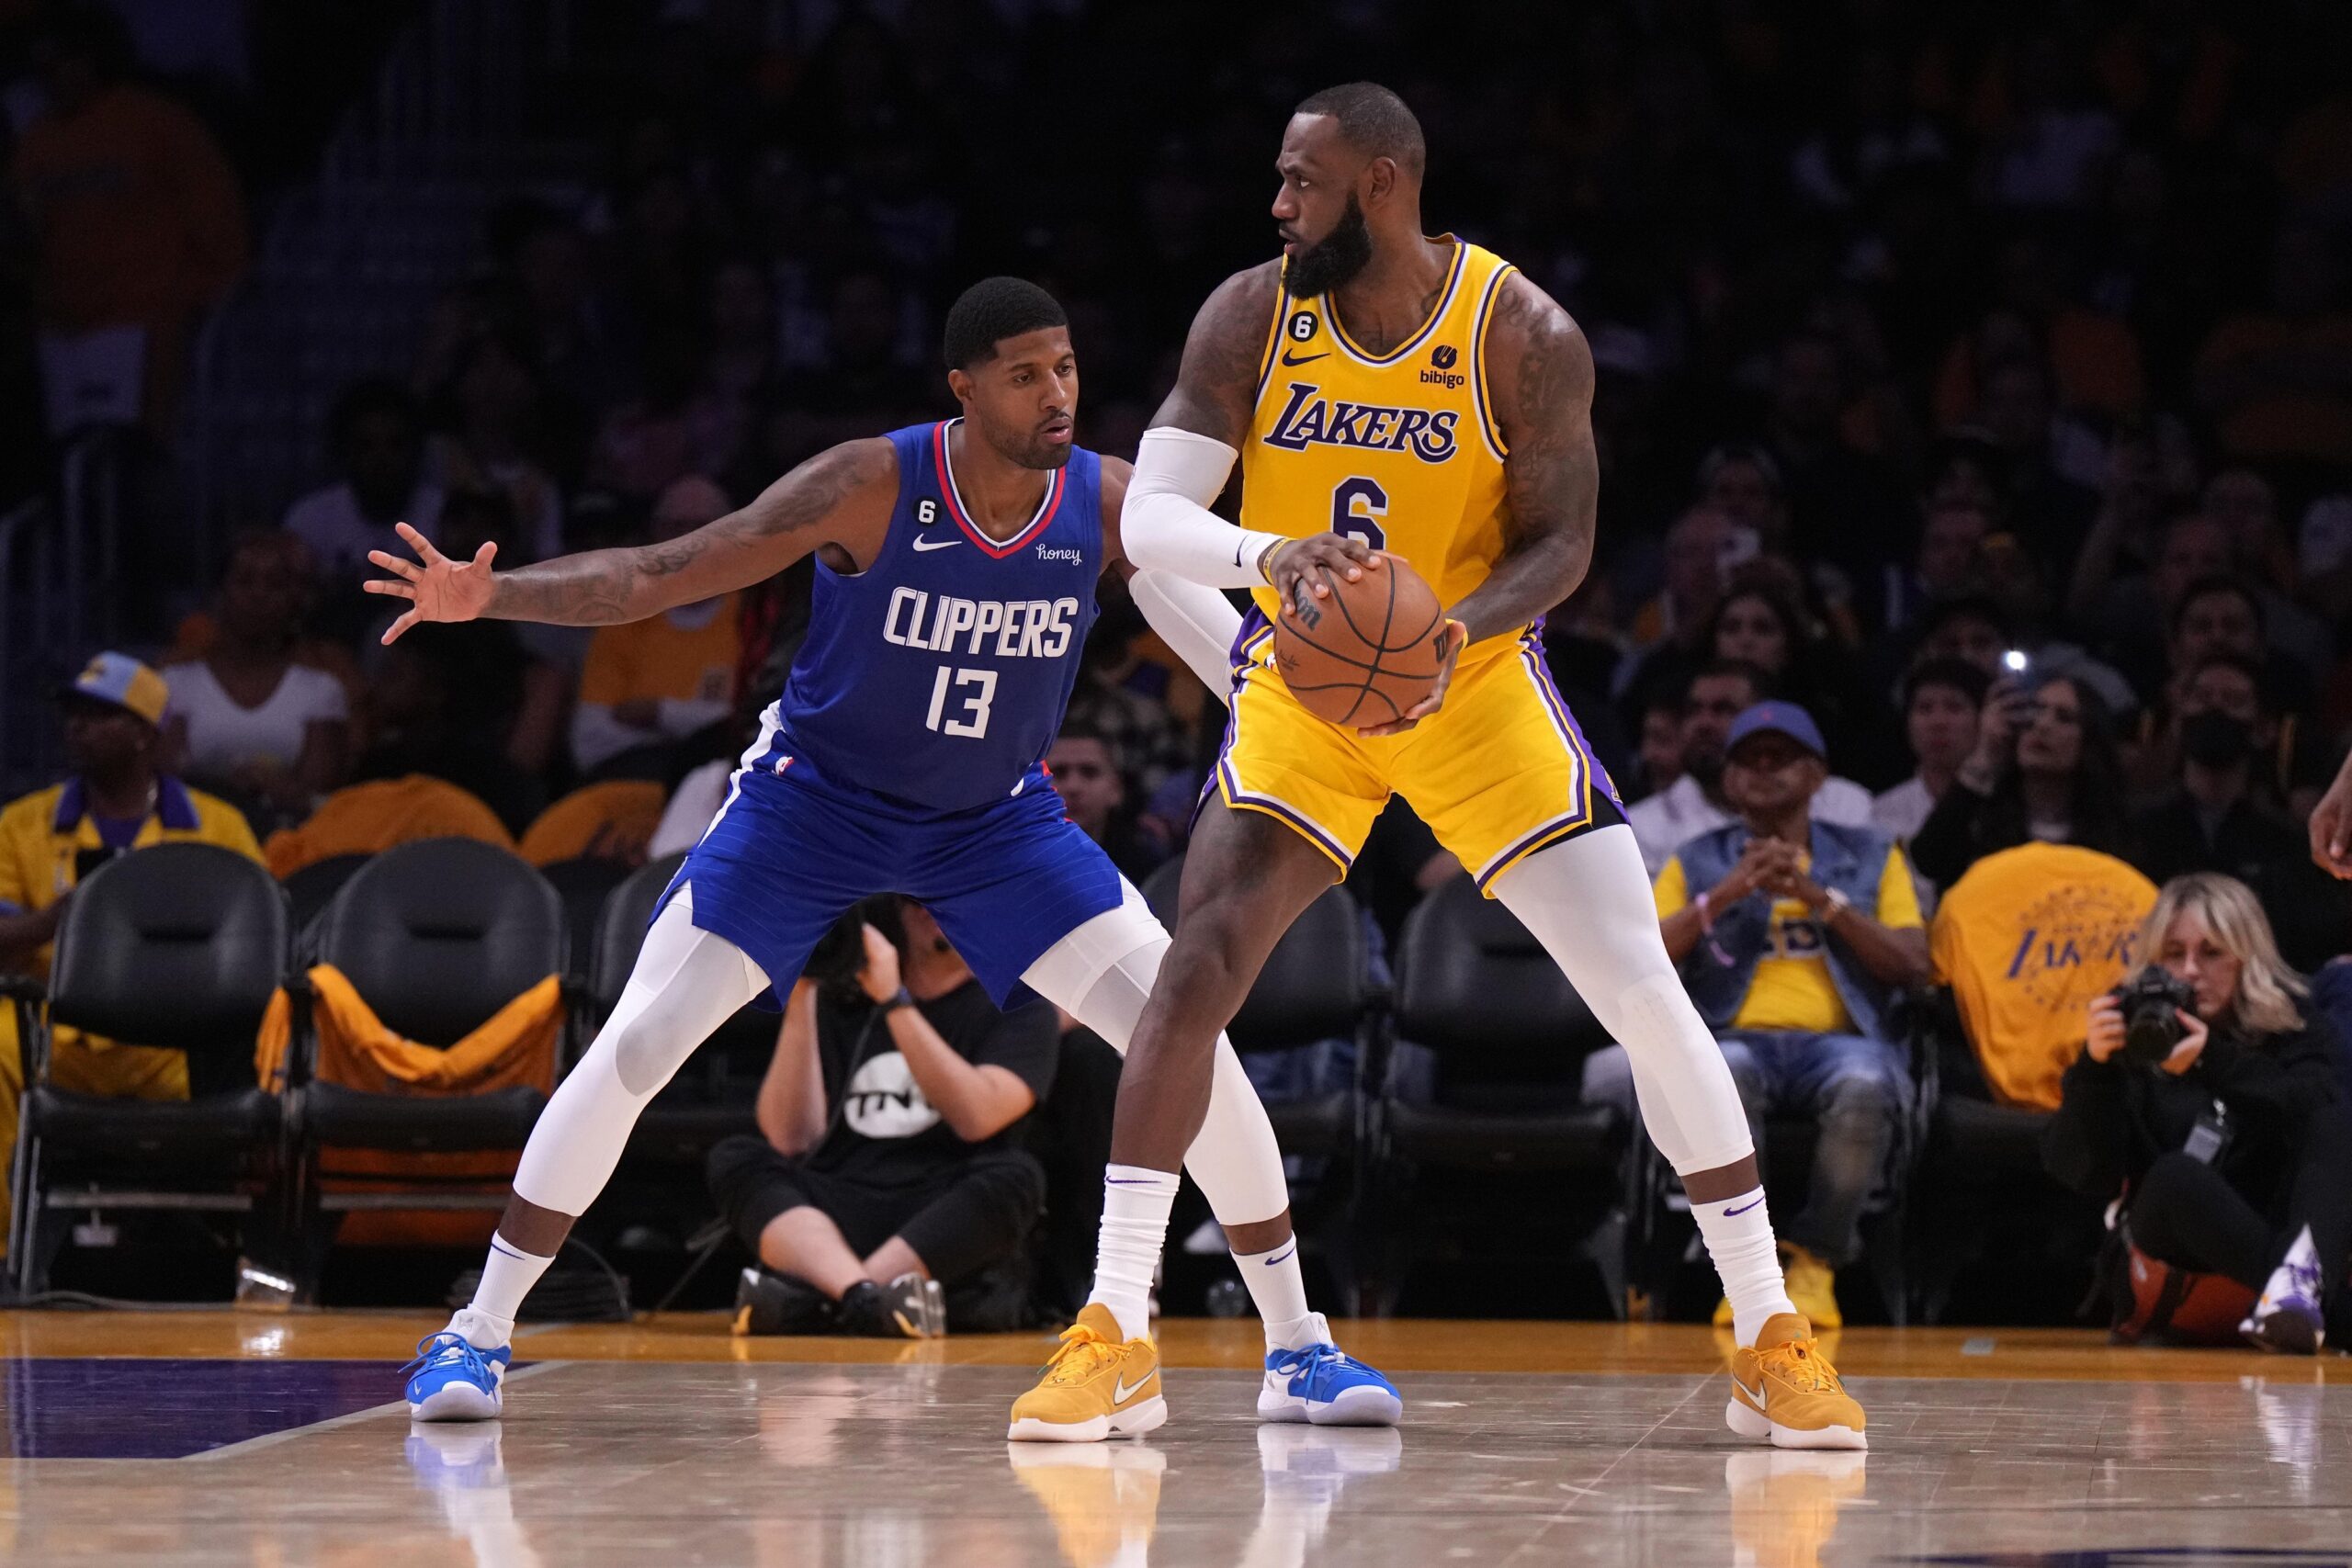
[0,0,2349,1562]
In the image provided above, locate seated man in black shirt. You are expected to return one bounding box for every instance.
[709,896,1057,1337]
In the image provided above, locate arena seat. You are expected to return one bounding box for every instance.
[5,844,290,1296]
[279,852,369,945]
[1381,874,1628,1315]
[292,839,566,1262]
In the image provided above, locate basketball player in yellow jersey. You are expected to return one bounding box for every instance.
[1012,83,1867,1450]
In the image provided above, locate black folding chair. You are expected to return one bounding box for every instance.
[293,839,566,1267]
[6,844,292,1296]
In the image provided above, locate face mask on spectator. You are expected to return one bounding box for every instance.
[2180,712,2254,769]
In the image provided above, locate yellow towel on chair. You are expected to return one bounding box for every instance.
[255,964,562,1245]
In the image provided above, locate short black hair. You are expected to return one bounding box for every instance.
[1691,658,1775,703]
[2170,573,2265,640]
[1295,82,1426,179]
[943,277,1067,370]
[1904,656,1991,711]
[2183,649,2272,709]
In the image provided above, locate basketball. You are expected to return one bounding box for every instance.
[1273,551,1449,728]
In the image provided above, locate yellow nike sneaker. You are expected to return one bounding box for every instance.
[1726,1313,1866,1450]
[1008,1304,1167,1443]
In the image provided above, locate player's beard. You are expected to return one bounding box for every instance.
[980,418,1075,470]
[1285,193,1373,298]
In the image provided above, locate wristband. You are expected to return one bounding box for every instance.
[1819,886,1852,924]
[1258,537,1293,586]
[881,987,916,1014]
[1694,890,1713,932]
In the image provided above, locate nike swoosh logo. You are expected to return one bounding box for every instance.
[1724,1197,1763,1217]
[1263,1244,1296,1268]
[1280,350,1328,367]
[1732,1372,1764,1406]
[911,535,962,552]
[1114,1371,1154,1404]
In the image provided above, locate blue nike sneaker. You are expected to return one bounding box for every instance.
[403,1330,511,1422]
[1258,1319,1403,1427]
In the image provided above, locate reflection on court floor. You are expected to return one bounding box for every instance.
[0,1318,2347,1566]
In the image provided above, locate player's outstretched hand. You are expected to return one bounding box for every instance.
[365,522,497,645]
[1359,618,1467,738]
[1266,530,1381,604]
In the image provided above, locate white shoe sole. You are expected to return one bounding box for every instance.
[1725,1395,1865,1450]
[1259,1381,1405,1427]
[410,1382,503,1423]
[1007,1395,1167,1444]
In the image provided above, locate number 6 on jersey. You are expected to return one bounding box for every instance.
[926,665,998,738]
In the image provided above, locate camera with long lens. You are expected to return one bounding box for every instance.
[2110,964,2198,1067]
[802,894,908,1008]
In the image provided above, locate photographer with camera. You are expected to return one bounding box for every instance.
[2043,874,2350,1352]
[707,895,1057,1337]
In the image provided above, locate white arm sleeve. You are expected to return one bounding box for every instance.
[1121,426,1287,589]
[1129,570,1243,705]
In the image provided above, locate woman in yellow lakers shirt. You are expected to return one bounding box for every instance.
[1012,83,1867,1451]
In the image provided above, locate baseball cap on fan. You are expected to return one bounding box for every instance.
[1725,700,1826,760]
[60,651,170,727]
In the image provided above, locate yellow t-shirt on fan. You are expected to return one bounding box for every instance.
[1655,844,1923,1034]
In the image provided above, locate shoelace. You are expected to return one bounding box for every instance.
[1756,1336,1840,1394]
[400,1331,494,1384]
[1039,1324,1122,1387]
[1276,1343,1366,1393]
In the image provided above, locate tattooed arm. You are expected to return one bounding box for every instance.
[364,438,898,640]
[1150,261,1283,446]
[1443,274,1599,647]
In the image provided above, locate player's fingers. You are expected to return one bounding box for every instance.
[363,579,416,601]
[472,541,498,570]
[368,549,422,581]
[380,608,420,646]
[394,522,446,563]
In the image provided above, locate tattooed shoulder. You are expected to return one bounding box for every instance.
[1485,273,1594,454]
[1154,262,1283,445]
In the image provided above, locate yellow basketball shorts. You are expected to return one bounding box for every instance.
[1212,623,1623,892]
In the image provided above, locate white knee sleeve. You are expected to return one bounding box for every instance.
[1023,890,1294,1227]
[1490,828,1755,1175]
[512,887,769,1216]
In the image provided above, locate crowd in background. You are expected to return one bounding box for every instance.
[2,0,2351,1324]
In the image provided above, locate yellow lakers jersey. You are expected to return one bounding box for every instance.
[1241,237,1518,650]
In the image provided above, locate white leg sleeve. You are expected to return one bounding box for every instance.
[511,886,769,1216]
[1023,883,1294,1228]
[1489,826,1756,1175]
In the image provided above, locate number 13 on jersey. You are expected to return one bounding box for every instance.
[926,665,997,738]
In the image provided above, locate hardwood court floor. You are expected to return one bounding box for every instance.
[0,1311,2346,1565]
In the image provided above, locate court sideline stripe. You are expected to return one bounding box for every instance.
[184,1358,568,1461]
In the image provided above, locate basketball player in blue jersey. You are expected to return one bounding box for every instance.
[1025,84,1868,1449]
[368,277,1400,1436]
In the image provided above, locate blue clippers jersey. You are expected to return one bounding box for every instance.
[758,420,1102,812]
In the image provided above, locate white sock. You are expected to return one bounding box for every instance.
[1693,1188,1795,1347]
[1233,1238,1318,1349]
[1088,1164,1178,1343]
[463,1234,555,1340]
